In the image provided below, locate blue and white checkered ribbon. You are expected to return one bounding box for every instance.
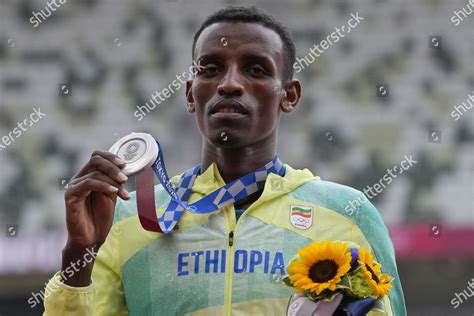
[150,140,285,233]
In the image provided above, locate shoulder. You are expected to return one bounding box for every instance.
[289,178,389,238]
[290,179,374,218]
[292,178,361,198]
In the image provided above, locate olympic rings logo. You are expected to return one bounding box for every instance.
[292,217,310,224]
[123,141,140,161]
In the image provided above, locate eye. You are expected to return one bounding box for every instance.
[247,65,267,76]
[199,64,220,76]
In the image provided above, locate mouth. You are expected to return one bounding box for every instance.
[209,100,249,118]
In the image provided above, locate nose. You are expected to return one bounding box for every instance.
[217,65,244,97]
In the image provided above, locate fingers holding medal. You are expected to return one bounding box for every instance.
[67,150,131,201]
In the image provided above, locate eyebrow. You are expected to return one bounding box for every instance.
[243,54,274,66]
[197,52,275,67]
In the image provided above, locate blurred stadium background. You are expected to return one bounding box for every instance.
[0,0,473,315]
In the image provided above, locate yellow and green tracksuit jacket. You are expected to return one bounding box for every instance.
[44,163,406,316]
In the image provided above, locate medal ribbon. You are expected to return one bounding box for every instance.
[136,139,285,234]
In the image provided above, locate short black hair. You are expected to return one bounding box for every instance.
[192,5,296,81]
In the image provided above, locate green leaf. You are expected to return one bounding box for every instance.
[338,275,352,289]
[281,275,293,287]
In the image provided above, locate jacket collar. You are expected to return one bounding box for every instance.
[172,162,318,205]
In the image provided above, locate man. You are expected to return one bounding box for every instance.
[44,6,406,315]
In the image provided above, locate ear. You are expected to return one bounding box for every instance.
[186,80,195,113]
[280,79,301,113]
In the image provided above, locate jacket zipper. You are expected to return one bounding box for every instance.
[224,207,236,316]
[223,204,255,315]
[228,231,234,247]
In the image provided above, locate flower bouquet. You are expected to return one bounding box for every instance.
[282,240,392,316]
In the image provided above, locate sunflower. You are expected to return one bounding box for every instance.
[287,240,352,296]
[357,248,392,298]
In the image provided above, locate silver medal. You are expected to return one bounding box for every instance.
[109,132,159,176]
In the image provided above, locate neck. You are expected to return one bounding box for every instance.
[201,136,277,183]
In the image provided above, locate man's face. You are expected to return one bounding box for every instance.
[186,22,300,148]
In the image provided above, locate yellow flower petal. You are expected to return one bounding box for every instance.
[358,257,393,298]
[286,241,352,296]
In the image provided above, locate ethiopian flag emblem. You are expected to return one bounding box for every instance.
[290,205,313,230]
